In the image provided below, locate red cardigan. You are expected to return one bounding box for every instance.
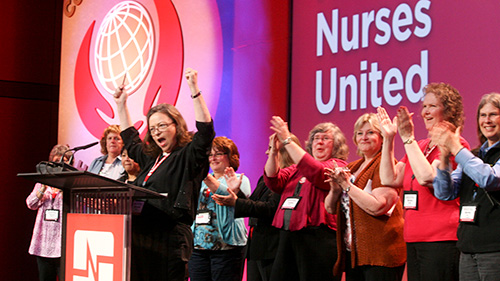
[264,153,347,231]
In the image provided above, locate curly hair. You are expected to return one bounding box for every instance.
[476,93,500,145]
[423,83,464,129]
[143,103,192,157]
[99,125,122,155]
[49,144,74,165]
[211,136,240,171]
[352,113,382,157]
[305,122,349,161]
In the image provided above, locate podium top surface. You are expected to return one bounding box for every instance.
[18,170,165,198]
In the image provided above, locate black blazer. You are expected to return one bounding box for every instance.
[235,176,280,260]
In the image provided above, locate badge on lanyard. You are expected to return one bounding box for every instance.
[195,209,212,225]
[44,209,60,222]
[403,190,418,210]
[281,196,302,210]
[460,203,478,223]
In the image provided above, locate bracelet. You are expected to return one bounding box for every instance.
[403,137,414,145]
[191,91,201,99]
[282,137,292,146]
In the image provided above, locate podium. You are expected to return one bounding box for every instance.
[18,170,164,281]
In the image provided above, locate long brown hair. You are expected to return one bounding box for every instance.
[143,103,192,157]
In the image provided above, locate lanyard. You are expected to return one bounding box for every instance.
[424,143,437,158]
[50,189,59,208]
[143,153,169,185]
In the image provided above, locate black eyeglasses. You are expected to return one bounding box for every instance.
[208,152,226,158]
[149,122,175,134]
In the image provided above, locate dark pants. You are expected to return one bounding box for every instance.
[406,241,459,281]
[459,251,500,281]
[345,251,405,281]
[131,210,192,281]
[188,247,245,281]
[270,226,340,281]
[247,258,274,281]
[36,256,60,281]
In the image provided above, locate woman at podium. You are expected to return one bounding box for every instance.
[26,144,73,281]
[114,67,214,281]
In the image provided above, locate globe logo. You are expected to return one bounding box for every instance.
[94,1,155,95]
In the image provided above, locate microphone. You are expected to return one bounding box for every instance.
[60,141,99,164]
[70,141,99,152]
[37,142,99,174]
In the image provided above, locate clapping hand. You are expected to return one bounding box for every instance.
[377,107,398,139]
[324,161,351,191]
[224,167,242,193]
[430,121,462,155]
[396,106,415,141]
[270,116,291,143]
[212,188,238,207]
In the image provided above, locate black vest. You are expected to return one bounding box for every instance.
[457,144,500,253]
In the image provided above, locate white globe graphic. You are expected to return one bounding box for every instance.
[94,1,155,94]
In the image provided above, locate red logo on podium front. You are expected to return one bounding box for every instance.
[66,214,126,281]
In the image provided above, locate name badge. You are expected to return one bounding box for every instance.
[403,191,418,210]
[281,196,301,210]
[132,200,145,215]
[195,210,212,225]
[44,209,60,222]
[460,203,478,223]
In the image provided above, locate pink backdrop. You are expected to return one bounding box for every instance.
[290,0,500,161]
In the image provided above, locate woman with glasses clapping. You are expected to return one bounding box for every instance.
[189,136,251,281]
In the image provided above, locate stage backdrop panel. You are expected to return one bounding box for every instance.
[290,0,500,160]
[59,0,290,184]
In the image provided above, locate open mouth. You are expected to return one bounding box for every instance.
[156,137,167,147]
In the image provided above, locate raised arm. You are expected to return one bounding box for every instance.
[185,68,211,123]
[396,106,437,186]
[264,133,283,177]
[377,107,405,187]
[114,85,133,130]
[269,116,306,165]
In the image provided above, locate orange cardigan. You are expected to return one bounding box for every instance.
[334,152,406,276]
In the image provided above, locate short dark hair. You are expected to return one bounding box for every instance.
[212,136,240,171]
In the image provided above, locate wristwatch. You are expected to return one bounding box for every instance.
[403,137,414,145]
[282,137,292,146]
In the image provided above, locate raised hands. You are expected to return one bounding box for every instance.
[224,167,243,193]
[210,167,241,206]
[211,188,237,207]
[270,116,291,143]
[430,121,462,155]
[377,107,398,139]
[113,82,127,105]
[396,106,415,141]
[185,67,200,95]
[324,159,351,191]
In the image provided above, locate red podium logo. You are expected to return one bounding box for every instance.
[66,214,126,281]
